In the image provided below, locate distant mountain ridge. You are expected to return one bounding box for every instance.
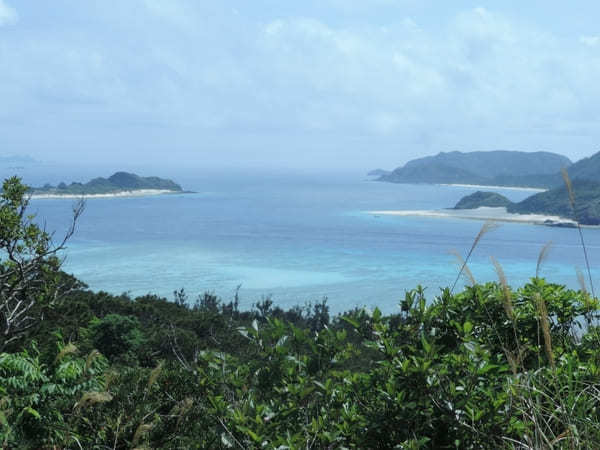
[380,150,573,188]
[32,172,183,196]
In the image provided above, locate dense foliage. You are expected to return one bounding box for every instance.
[3,280,600,448]
[0,176,83,350]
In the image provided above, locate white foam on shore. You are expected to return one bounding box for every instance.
[440,183,547,192]
[367,206,577,226]
[31,189,177,199]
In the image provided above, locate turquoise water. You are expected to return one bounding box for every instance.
[11,167,600,313]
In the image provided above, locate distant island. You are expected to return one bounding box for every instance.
[30,172,186,198]
[378,150,572,188]
[367,169,391,177]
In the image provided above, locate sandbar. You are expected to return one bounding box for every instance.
[31,189,178,199]
[367,206,579,227]
[440,183,547,192]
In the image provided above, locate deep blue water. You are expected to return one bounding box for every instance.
[5,165,600,313]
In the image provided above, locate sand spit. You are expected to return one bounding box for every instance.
[440,183,547,192]
[367,207,580,228]
[31,189,179,199]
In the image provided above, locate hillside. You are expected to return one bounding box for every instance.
[452,180,600,225]
[498,151,600,188]
[508,179,600,225]
[32,171,183,196]
[453,191,512,209]
[380,150,572,186]
[561,151,600,182]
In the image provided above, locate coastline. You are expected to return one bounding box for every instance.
[367,206,582,227]
[30,189,180,199]
[439,183,547,192]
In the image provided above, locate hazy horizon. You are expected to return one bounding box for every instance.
[2,1,600,170]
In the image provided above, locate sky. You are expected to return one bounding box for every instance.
[1,0,600,170]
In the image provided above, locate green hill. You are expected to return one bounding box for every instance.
[453,191,512,209]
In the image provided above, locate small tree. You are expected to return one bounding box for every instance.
[0,176,84,350]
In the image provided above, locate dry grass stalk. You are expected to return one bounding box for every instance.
[534,293,554,368]
[561,168,576,209]
[491,257,514,320]
[147,361,163,391]
[74,391,113,411]
[449,249,476,286]
[85,349,101,372]
[505,349,518,375]
[576,267,588,295]
[452,221,499,293]
[175,397,194,427]
[104,370,118,391]
[132,423,154,447]
[536,241,553,279]
[562,168,595,298]
[55,342,78,363]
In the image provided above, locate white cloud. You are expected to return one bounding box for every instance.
[2,2,600,166]
[0,0,17,26]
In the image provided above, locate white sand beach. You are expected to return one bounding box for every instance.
[367,206,578,227]
[31,189,177,199]
[440,183,547,192]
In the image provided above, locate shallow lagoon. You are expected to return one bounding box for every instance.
[12,166,600,314]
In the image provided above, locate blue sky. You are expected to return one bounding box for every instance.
[1,0,599,169]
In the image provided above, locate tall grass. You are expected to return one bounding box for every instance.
[451,179,600,447]
[451,220,498,293]
[562,168,595,298]
[449,249,476,286]
[536,241,553,279]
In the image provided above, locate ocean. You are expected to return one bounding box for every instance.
[6,165,600,314]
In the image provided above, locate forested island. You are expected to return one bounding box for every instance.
[30,171,184,197]
[453,179,600,225]
[2,175,600,448]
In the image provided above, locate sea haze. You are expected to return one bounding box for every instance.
[10,166,600,314]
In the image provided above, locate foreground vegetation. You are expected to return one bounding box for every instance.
[5,278,600,448]
[3,176,600,448]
